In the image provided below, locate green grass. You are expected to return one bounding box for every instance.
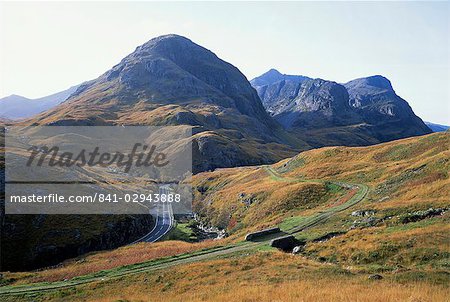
[265,166,368,235]
[325,181,341,193]
[163,221,198,242]
[384,216,446,233]
[279,216,309,232]
[276,156,306,174]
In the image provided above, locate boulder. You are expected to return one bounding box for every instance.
[351,210,376,217]
[292,246,303,254]
[245,227,280,241]
[270,235,299,252]
[368,274,383,280]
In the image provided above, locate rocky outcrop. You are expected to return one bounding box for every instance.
[1,214,154,271]
[270,235,299,252]
[250,69,310,113]
[292,245,303,254]
[351,210,376,217]
[400,207,447,224]
[368,274,383,280]
[344,76,432,141]
[270,79,362,129]
[312,231,346,243]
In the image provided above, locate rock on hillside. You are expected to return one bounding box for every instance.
[270,78,362,129]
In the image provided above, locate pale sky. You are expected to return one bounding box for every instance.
[0,1,449,124]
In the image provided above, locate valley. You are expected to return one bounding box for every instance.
[0,131,448,301]
[0,32,448,302]
[0,159,370,295]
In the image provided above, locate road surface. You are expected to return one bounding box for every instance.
[130,186,174,244]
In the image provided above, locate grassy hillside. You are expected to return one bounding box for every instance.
[191,132,449,269]
[1,132,448,301]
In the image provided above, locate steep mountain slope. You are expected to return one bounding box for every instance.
[251,70,431,147]
[0,85,79,120]
[1,35,309,272]
[344,75,431,141]
[269,78,362,129]
[24,35,307,172]
[1,215,154,271]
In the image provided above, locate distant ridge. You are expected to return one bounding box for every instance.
[0,85,79,120]
[251,69,431,147]
[425,121,449,132]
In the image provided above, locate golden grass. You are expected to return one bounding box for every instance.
[39,251,449,302]
[189,132,450,271]
[4,133,449,301]
[93,280,449,302]
[306,216,450,267]
[8,240,219,285]
[193,132,449,232]
[192,166,342,237]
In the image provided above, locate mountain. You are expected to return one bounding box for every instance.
[267,78,362,129]
[250,69,310,114]
[0,85,79,120]
[2,34,311,272]
[23,35,308,172]
[251,70,431,147]
[425,121,449,132]
[344,75,432,141]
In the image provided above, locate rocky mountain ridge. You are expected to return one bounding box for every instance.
[251,69,431,146]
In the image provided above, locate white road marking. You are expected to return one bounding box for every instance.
[130,186,174,244]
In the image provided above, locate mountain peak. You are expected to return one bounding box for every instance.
[130,34,210,61]
[30,34,279,130]
[363,75,393,90]
[6,94,28,99]
[345,75,393,91]
[101,33,261,114]
[264,68,283,76]
[24,34,304,172]
[250,69,283,87]
[152,33,188,40]
[250,69,310,88]
[140,34,193,48]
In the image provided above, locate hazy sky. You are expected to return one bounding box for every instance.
[1,1,449,124]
